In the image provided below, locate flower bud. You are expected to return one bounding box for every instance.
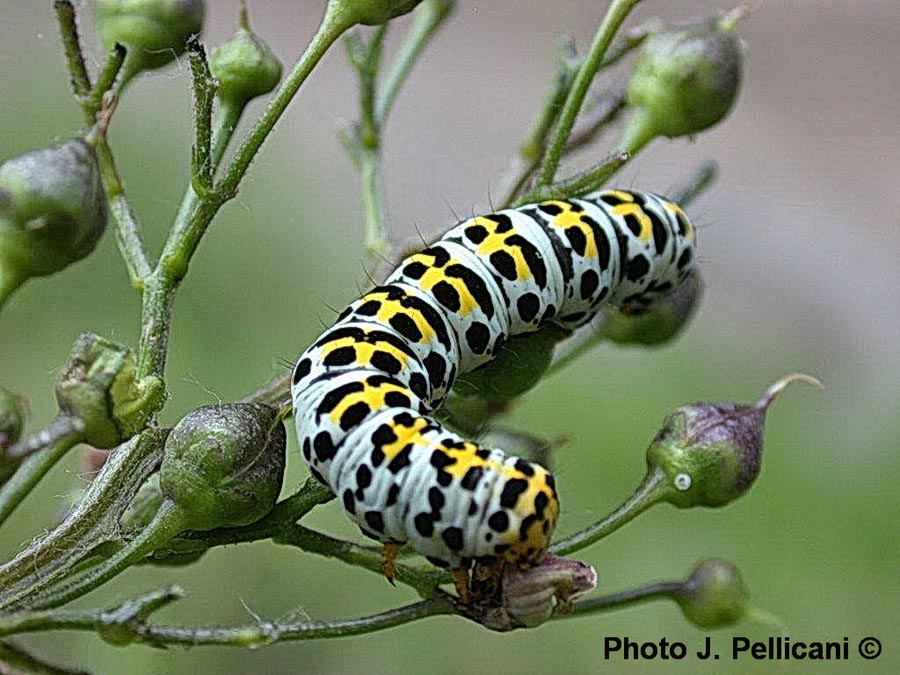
[646,374,822,508]
[453,325,564,402]
[209,9,282,108]
[674,559,748,629]
[159,403,286,530]
[94,0,205,78]
[331,0,426,26]
[620,17,743,152]
[0,139,107,288]
[600,270,702,346]
[55,333,166,448]
[503,554,597,628]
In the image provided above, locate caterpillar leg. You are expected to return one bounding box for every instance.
[452,567,471,604]
[381,542,403,586]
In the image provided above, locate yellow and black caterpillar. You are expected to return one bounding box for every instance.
[291,189,696,585]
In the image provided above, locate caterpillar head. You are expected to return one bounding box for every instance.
[489,463,559,568]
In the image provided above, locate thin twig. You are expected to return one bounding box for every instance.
[52,1,91,101]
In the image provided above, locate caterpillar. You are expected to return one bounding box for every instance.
[291,188,696,597]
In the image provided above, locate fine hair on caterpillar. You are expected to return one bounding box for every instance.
[291,188,696,596]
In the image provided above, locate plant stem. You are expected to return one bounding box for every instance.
[565,580,683,617]
[273,525,448,597]
[514,151,629,205]
[187,38,216,191]
[0,430,167,609]
[536,0,643,186]
[0,592,454,646]
[672,161,718,206]
[156,0,355,286]
[0,434,80,527]
[375,0,455,124]
[551,466,668,556]
[135,276,177,380]
[0,639,89,675]
[52,1,91,101]
[28,501,185,610]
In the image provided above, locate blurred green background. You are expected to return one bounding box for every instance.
[1,1,897,673]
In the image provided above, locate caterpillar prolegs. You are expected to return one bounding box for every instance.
[291,189,696,590]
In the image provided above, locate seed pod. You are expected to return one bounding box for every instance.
[29,403,287,609]
[599,270,702,346]
[94,0,205,78]
[55,333,166,449]
[0,139,107,294]
[120,472,163,532]
[160,402,286,530]
[619,16,743,152]
[674,559,748,629]
[331,0,427,26]
[209,8,282,108]
[647,373,822,508]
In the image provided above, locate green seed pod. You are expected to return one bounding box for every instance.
[209,9,282,108]
[620,17,743,152]
[330,0,426,26]
[55,333,166,448]
[600,270,702,346]
[647,374,822,508]
[94,0,205,78]
[454,325,565,402]
[674,559,748,629]
[0,139,107,293]
[160,402,286,530]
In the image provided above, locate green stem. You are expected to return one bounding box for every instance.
[0,433,80,528]
[135,275,176,380]
[273,525,448,597]
[537,0,643,186]
[0,430,166,609]
[0,593,453,646]
[551,466,668,556]
[672,161,718,206]
[514,151,629,205]
[565,580,682,617]
[615,106,657,157]
[170,101,244,260]
[0,639,87,675]
[375,0,455,124]
[27,501,185,610]
[87,44,127,116]
[97,141,153,289]
[156,1,354,286]
[53,1,91,101]
[359,147,389,256]
[186,37,216,191]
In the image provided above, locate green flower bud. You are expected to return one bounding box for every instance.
[94,0,205,78]
[454,325,565,402]
[0,139,107,293]
[620,17,743,152]
[209,8,282,107]
[331,0,427,26]
[647,374,822,508]
[600,270,702,346]
[674,559,748,629]
[160,402,286,530]
[55,333,166,448]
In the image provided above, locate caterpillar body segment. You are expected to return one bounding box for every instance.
[292,188,696,581]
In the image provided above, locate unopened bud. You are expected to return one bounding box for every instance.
[675,558,748,629]
[209,7,282,108]
[94,0,205,78]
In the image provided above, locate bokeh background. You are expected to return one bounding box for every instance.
[1,1,897,673]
